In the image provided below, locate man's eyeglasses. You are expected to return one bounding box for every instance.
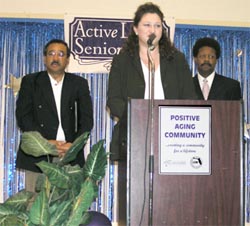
[197,54,216,60]
[47,51,65,57]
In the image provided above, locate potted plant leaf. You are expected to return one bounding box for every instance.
[0,131,109,226]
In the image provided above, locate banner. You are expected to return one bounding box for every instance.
[64,15,175,73]
[159,106,211,175]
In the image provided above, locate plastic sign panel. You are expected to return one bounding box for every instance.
[159,106,211,175]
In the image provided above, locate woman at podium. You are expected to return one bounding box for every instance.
[107,2,197,225]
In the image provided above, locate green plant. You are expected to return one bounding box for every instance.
[0,131,108,226]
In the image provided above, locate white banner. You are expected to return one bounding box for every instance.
[159,106,211,175]
[64,15,175,73]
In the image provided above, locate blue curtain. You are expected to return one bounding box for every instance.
[0,18,249,222]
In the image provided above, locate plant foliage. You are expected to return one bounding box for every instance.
[0,131,108,226]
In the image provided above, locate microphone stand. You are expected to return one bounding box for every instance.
[147,44,155,226]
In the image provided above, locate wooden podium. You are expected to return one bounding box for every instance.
[127,99,244,226]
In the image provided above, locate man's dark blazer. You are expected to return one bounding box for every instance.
[193,73,242,100]
[16,71,93,172]
[107,50,197,161]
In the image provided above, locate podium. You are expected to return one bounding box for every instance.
[127,99,244,226]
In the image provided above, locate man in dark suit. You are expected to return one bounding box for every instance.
[16,39,93,192]
[192,37,242,100]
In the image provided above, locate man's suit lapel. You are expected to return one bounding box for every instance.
[61,73,72,114]
[37,71,58,116]
[207,74,220,99]
[193,75,204,99]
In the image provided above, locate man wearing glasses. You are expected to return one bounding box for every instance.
[15,39,93,192]
[192,37,242,100]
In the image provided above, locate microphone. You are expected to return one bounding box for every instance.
[147,33,156,50]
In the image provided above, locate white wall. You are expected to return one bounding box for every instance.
[1,0,250,26]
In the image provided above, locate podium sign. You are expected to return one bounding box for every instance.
[127,99,244,226]
[159,106,211,175]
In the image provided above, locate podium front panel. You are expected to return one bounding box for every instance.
[127,99,244,226]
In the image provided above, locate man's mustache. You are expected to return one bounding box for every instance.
[51,61,60,66]
[201,63,212,67]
